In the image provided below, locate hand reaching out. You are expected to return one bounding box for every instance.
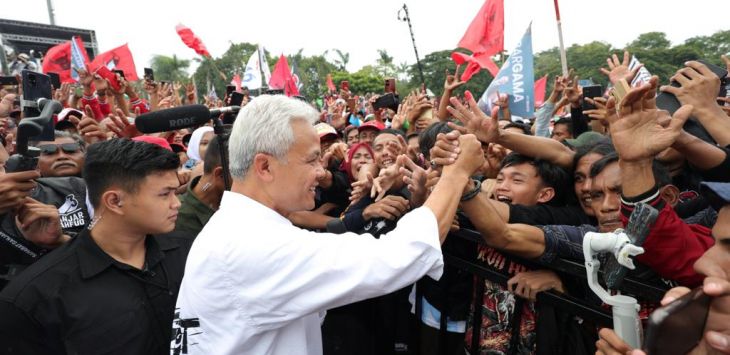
[444,65,466,92]
[398,155,428,208]
[446,90,501,144]
[600,50,643,86]
[608,77,691,163]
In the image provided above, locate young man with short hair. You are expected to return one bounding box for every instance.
[0,138,193,354]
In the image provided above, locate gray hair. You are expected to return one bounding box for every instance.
[228,95,319,178]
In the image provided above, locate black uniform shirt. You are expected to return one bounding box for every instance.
[0,228,193,355]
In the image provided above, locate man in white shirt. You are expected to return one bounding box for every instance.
[171,95,484,355]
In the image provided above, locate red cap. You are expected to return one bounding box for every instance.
[359,120,384,132]
[132,136,173,151]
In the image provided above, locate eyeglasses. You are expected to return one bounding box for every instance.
[37,142,82,155]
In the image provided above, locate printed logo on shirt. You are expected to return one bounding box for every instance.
[171,309,202,354]
[58,194,85,229]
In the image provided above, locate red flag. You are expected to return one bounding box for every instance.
[90,44,139,81]
[534,75,548,107]
[231,73,242,92]
[268,55,300,97]
[175,24,211,57]
[42,37,89,84]
[451,52,500,81]
[325,74,336,93]
[458,0,504,55]
[452,0,504,81]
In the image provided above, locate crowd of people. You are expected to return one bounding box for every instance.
[0,46,729,355]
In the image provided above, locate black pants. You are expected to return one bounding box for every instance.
[417,322,465,355]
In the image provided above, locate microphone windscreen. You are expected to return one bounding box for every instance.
[135,105,211,133]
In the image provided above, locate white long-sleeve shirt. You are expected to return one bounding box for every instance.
[171,191,444,355]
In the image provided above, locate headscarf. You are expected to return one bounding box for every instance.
[339,142,375,182]
[186,126,214,162]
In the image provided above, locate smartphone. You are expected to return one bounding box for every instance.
[48,72,61,90]
[372,93,400,111]
[95,66,122,91]
[144,67,154,81]
[20,70,55,141]
[341,80,350,92]
[643,287,711,355]
[656,59,728,115]
[582,85,603,111]
[229,91,244,106]
[0,76,18,86]
[112,69,125,79]
[384,78,396,93]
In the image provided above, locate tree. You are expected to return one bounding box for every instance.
[150,54,191,83]
[296,54,338,99]
[375,49,397,78]
[331,66,383,95]
[326,49,350,71]
[192,42,258,99]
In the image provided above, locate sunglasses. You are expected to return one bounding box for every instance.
[38,142,82,155]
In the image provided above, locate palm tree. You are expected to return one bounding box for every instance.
[150,54,191,82]
[326,49,349,71]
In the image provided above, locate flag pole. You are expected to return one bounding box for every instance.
[398,4,426,88]
[553,0,569,77]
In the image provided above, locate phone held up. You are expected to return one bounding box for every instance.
[642,287,711,355]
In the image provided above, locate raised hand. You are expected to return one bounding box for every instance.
[70,105,108,144]
[370,153,404,201]
[0,171,39,214]
[15,197,68,248]
[75,65,94,88]
[398,155,428,208]
[564,75,583,108]
[443,133,486,178]
[660,61,722,112]
[492,91,509,109]
[429,131,461,168]
[600,50,643,86]
[446,90,501,144]
[105,108,141,138]
[444,65,466,92]
[608,78,692,163]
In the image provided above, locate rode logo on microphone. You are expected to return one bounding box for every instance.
[170,117,197,128]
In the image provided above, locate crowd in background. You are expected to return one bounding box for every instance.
[0,46,729,355]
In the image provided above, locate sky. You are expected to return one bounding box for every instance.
[3,0,728,76]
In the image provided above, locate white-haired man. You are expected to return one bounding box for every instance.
[171,95,484,355]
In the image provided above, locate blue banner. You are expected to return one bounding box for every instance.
[70,37,87,82]
[478,24,534,120]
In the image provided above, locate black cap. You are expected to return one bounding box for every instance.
[700,182,730,211]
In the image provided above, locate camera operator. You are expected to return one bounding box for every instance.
[595,181,730,354]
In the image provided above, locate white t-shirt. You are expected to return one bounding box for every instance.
[171,191,443,355]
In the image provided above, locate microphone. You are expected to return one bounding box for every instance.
[135,105,211,133]
[209,105,241,117]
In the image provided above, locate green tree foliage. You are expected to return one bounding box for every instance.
[331,66,384,94]
[150,55,190,83]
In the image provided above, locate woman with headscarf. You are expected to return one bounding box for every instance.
[184,126,214,169]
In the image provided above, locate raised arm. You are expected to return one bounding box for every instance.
[661,61,730,146]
